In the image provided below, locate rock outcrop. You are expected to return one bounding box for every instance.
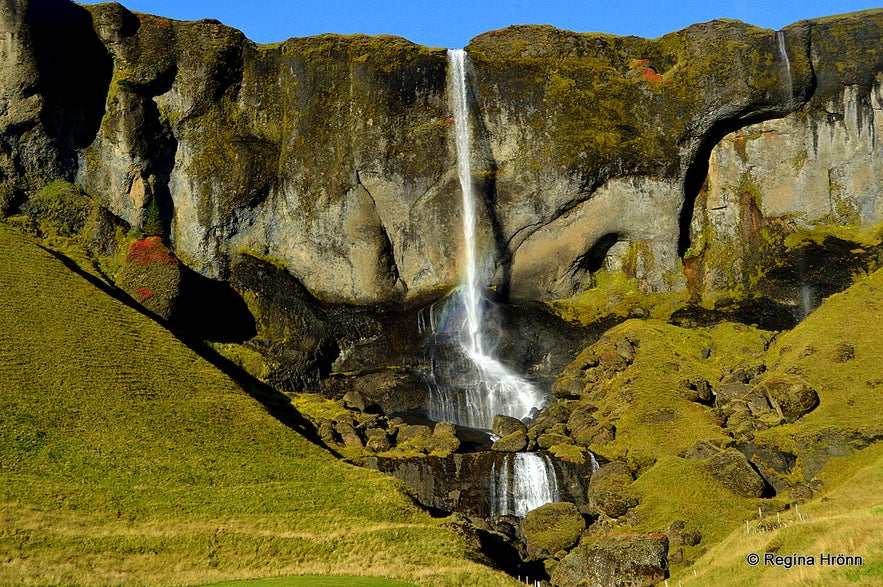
[3,1,881,314]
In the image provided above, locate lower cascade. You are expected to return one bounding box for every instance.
[491,452,560,518]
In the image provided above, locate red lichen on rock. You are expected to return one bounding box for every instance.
[126,236,179,267]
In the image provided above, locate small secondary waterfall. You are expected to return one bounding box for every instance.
[491,452,560,518]
[776,31,793,100]
[426,49,548,431]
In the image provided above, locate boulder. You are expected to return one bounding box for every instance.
[538,432,573,450]
[704,449,767,497]
[550,534,669,587]
[425,422,460,454]
[333,420,364,448]
[522,501,585,559]
[492,414,528,437]
[566,403,599,445]
[528,402,574,440]
[763,374,819,422]
[116,236,182,320]
[341,390,367,412]
[586,463,639,518]
[364,428,391,452]
[491,431,528,452]
[396,424,432,453]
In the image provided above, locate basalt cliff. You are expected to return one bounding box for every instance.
[2,1,883,585]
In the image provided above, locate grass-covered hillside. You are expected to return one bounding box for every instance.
[0,224,517,587]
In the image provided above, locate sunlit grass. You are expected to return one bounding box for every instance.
[0,224,517,587]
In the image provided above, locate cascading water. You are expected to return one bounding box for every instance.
[776,31,793,100]
[491,452,560,518]
[426,49,548,431]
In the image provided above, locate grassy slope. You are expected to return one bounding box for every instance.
[678,443,883,586]
[0,224,516,587]
[568,268,883,576]
[666,267,883,584]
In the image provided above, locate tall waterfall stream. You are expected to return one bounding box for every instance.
[424,49,564,517]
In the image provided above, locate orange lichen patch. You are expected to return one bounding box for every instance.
[642,67,664,83]
[630,58,651,70]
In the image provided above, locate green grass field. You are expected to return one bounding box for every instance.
[0,224,517,586]
[207,576,416,586]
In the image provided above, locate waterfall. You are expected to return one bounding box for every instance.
[426,49,548,431]
[776,31,793,100]
[491,452,560,518]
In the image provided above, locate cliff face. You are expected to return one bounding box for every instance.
[1,1,882,311]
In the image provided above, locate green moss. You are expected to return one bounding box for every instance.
[783,221,883,250]
[548,443,587,464]
[467,20,794,183]
[755,267,883,444]
[560,319,772,466]
[547,269,690,325]
[24,180,93,236]
[0,225,517,586]
[631,456,761,563]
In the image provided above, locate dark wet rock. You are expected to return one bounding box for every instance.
[366,452,590,518]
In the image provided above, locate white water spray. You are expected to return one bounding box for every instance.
[427,49,547,430]
[491,452,560,518]
[776,31,793,100]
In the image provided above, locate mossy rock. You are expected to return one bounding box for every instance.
[703,448,767,497]
[116,236,182,320]
[492,414,528,437]
[762,373,819,422]
[549,443,588,465]
[566,403,599,445]
[491,431,528,452]
[550,533,669,587]
[586,463,639,518]
[395,424,432,453]
[425,422,460,453]
[528,401,575,440]
[521,501,585,560]
[538,432,573,449]
[24,180,93,236]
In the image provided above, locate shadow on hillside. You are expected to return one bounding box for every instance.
[185,342,343,459]
[38,245,341,458]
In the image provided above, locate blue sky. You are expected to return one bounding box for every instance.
[86,1,881,48]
